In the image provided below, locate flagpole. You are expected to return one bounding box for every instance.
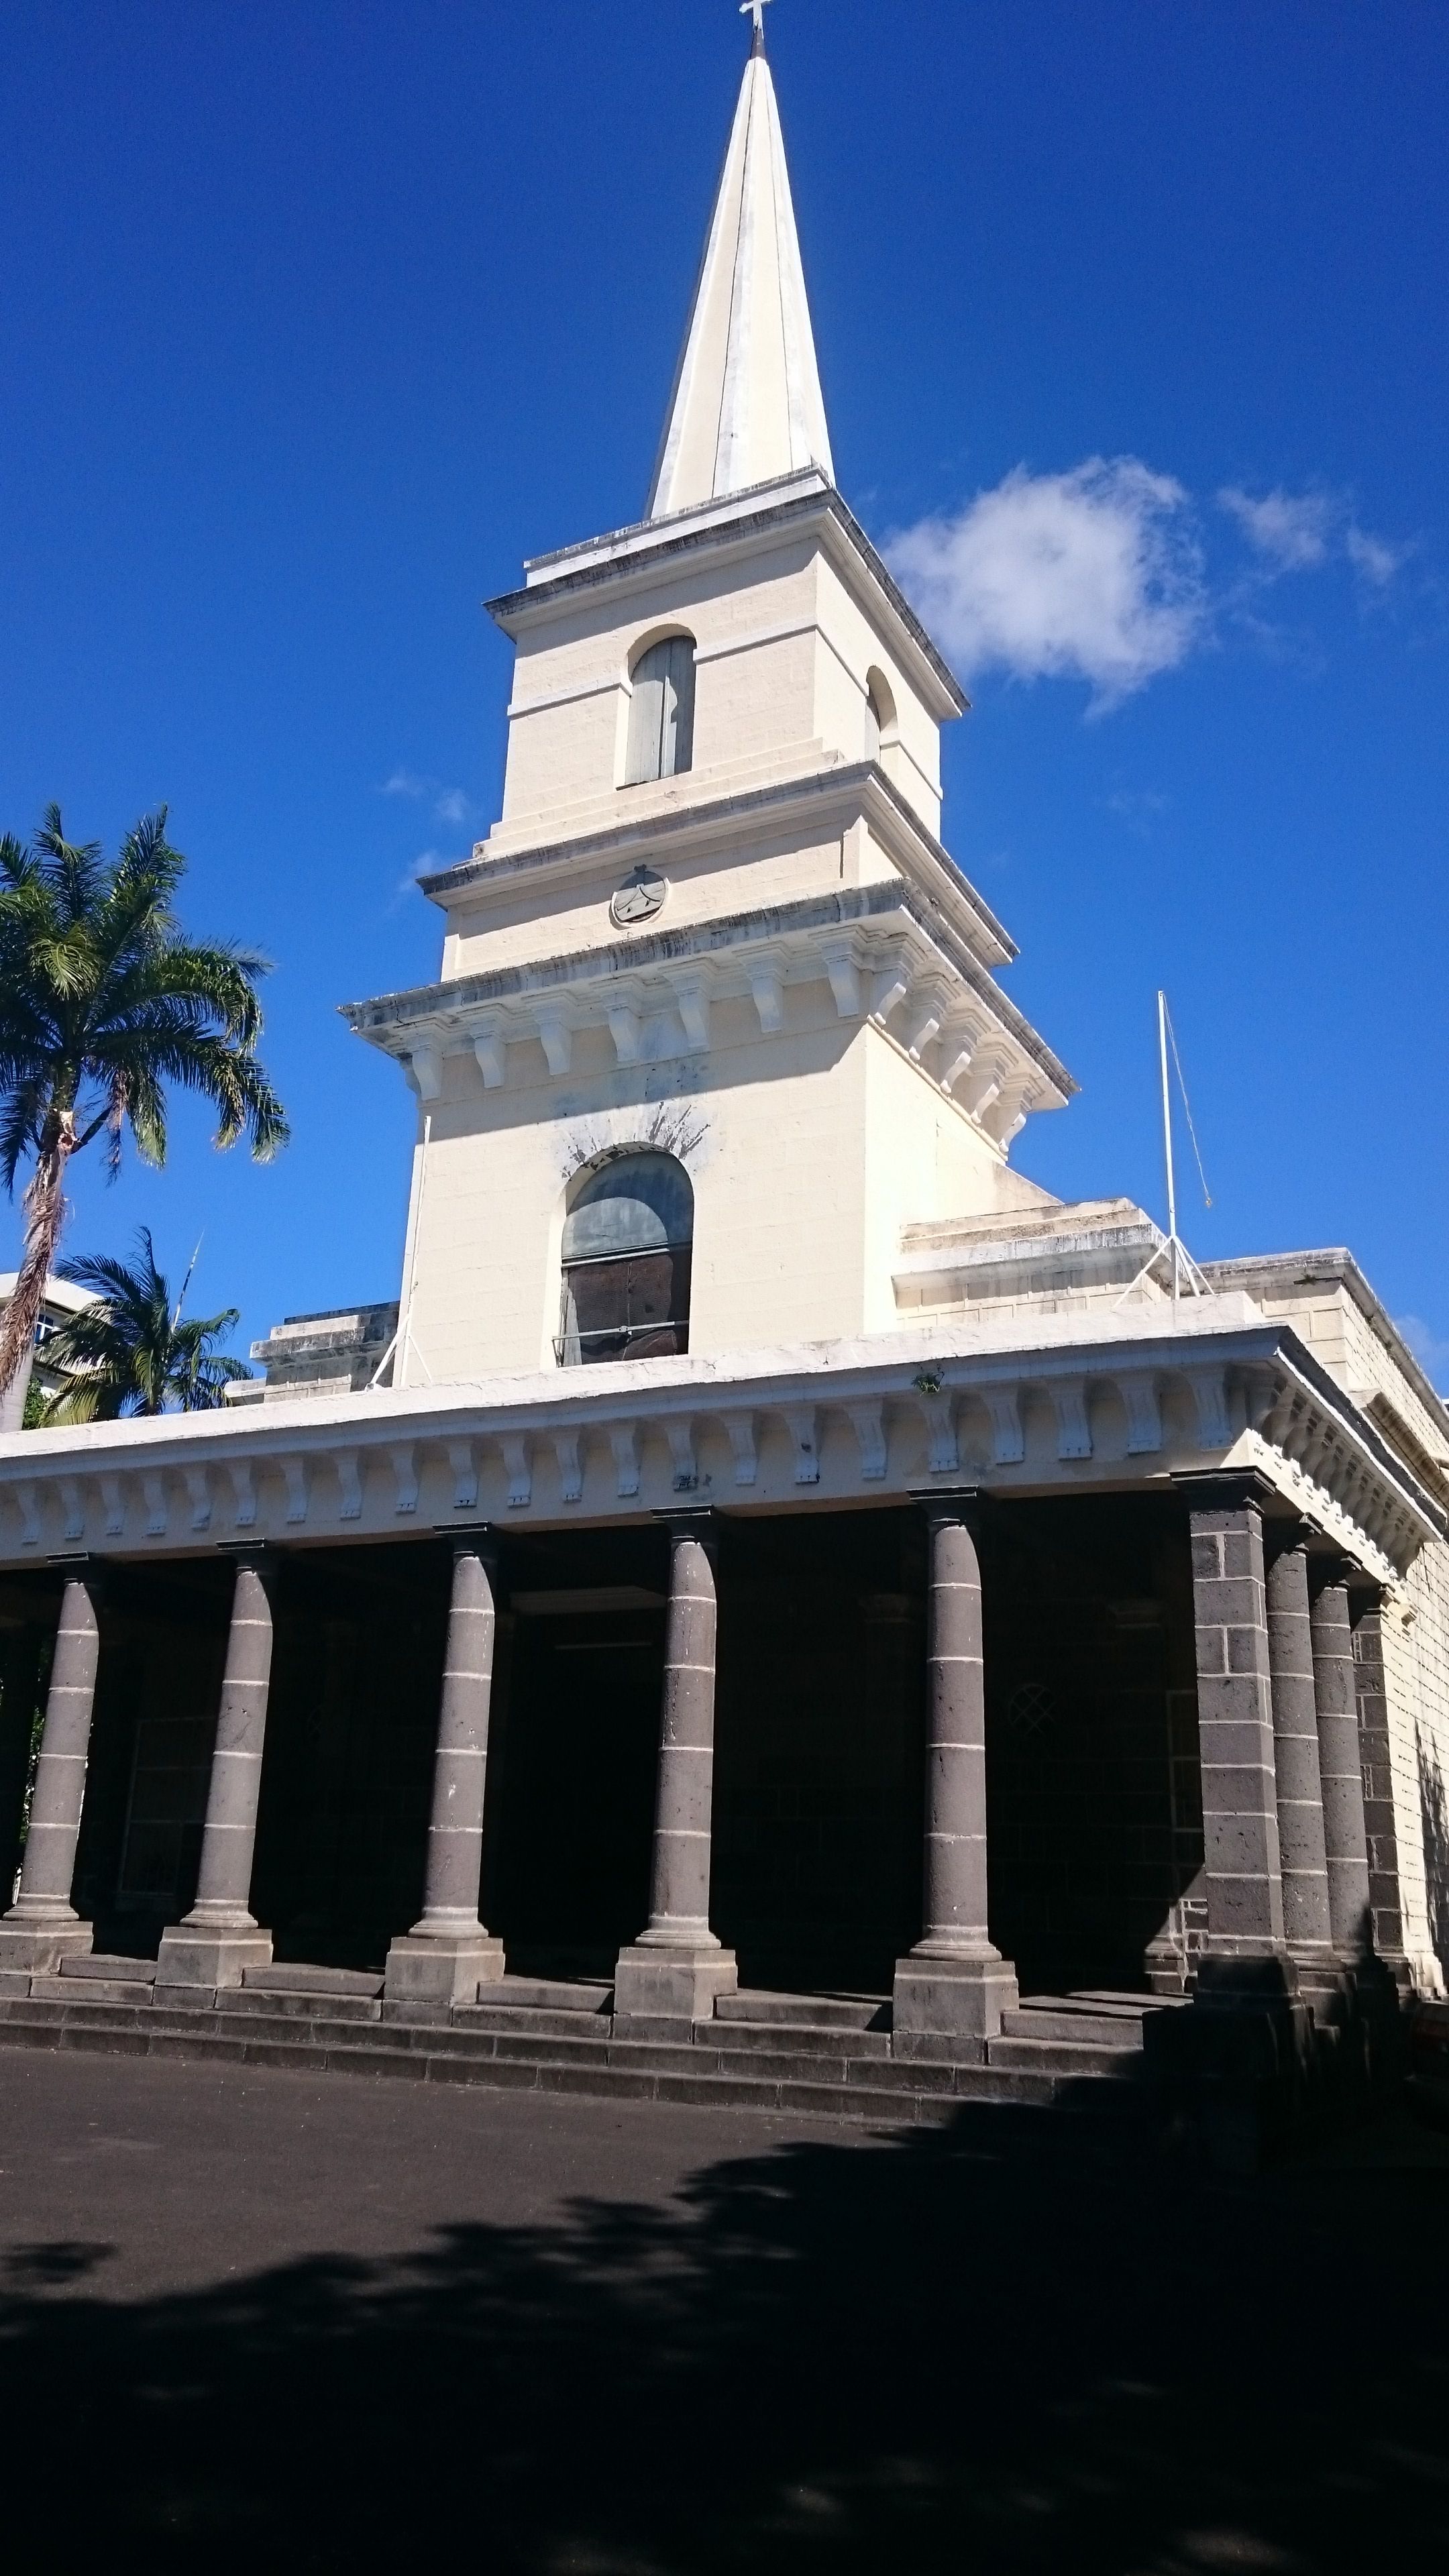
[1158,990,1178,1313]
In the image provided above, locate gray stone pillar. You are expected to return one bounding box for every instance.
[1351,1594,1408,1980]
[614,1515,737,2031]
[893,1505,1017,2061]
[156,1552,276,1992]
[0,1570,101,1978]
[385,1538,506,2008]
[1188,1493,1289,1968]
[1263,1536,1334,1968]
[1310,1568,1373,1960]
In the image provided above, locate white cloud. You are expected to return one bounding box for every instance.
[380,770,476,825]
[1396,1315,1449,1389]
[1218,486,1409,594]
[1104,786,1171,837]
[1346,525,1406,587]
[888,458,1203,708]
[392,847,460,901]
[1218,486,1330,569]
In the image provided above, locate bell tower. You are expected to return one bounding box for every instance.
[343,25,1074,1387]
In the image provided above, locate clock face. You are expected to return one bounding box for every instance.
[610,866,668,928]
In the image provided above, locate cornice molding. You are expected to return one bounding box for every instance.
[419,761,1018,973]
[0,1318,1438,1587]
[339,877,1076,1110]
[488,478,967,723]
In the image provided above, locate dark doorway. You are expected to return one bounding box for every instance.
[484,1529,669,1978]
[486,1609,661,1975]
[0,1580,61,1909]
[71,1560,234,1957]
[479,1525,670,1968]
[249,1546,449,1970]
[981,1497,1201,1996]
[711,1508,926,1996]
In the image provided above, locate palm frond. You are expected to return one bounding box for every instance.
[0,809,288,1254]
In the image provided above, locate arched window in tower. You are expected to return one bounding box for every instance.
[624,635,696,786]
[864,668,896,766]
[557,1152,694,1366]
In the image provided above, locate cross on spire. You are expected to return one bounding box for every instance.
[740,0,772,56]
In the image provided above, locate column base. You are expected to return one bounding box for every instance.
[892,1945,1019,2064]
[1286,1946,1353,2025]
[613,1939,737,2037]
[0,1914,95,1981]
[155,1923,273,1992]
[1143,1931,1191,1997]
[384,1929,506,2008]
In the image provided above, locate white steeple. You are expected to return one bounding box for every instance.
[645,26,835,520]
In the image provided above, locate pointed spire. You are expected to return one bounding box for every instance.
[646,38,834,520]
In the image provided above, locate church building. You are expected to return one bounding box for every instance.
[1,23,1445,2116]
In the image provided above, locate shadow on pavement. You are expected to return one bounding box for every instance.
[3,2096,1447,2573]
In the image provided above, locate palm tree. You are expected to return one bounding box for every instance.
[0,805,286,1414]
[39,1232,252,1421]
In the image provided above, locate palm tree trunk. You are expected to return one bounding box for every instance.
[0,1123,74,1409]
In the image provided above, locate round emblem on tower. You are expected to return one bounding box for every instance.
[610,866,668,929]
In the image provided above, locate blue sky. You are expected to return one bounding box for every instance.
[3,1,1446,1379]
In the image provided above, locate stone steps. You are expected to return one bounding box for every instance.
[715,1990,888,2033]
[702,2017,893,2061]
[0,1990,1146,2125]
[457,2003,619,2041]
[484,1976,612,2014]
[219,1986,384,2025]
[244,1964,384,1999]
[32,1971,158,2006]
[60,1953,158,1984]
[1001,2001,1150,2050]
[986,2034,1144,2078]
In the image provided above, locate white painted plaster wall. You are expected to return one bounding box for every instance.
[398,987,1022,1381]
[495,524,946,847]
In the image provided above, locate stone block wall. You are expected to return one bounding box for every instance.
[1211,1265,1449,1993]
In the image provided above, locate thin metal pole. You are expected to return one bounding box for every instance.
[1158,990,1179,1315]
[397,1112,432,1392]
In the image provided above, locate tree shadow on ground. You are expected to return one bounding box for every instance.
[3,2099,1446,2573]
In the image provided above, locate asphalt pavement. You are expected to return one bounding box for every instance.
[1,2042,1446,2573]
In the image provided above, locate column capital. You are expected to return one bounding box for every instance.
[652,1505,718,1547]
[908,1483,983,1529]
[1171,1466,1277,1520]
[43,1553,106,1593]
[1260,1515,1315,1565]
[1307,1549,1357,1592]
[434,1521,499,1567]
[218,1541,277,1578]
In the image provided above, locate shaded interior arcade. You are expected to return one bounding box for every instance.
[2,1497,1212,2003]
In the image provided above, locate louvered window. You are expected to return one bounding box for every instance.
[557,1153,694,1366]
[865,669,894,765]
[625,637,696,786]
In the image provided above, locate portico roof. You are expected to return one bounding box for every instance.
[0,1299,1438,1591]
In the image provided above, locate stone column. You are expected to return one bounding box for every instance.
[1309,1567,1373,1961]
[1187,1492,1291,1983]
[385,1538,506,2008]
[1263,1535,1335,1972]
[1351,1593,1409,1982]
[893,1505,1017,2061]
[0,1570,103,1978]
[156,1551,277,1992]
[614,1515,737,2031]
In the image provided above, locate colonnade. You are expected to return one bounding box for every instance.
[0,1480,1405,2044]
[1187,1480,1402,2002]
